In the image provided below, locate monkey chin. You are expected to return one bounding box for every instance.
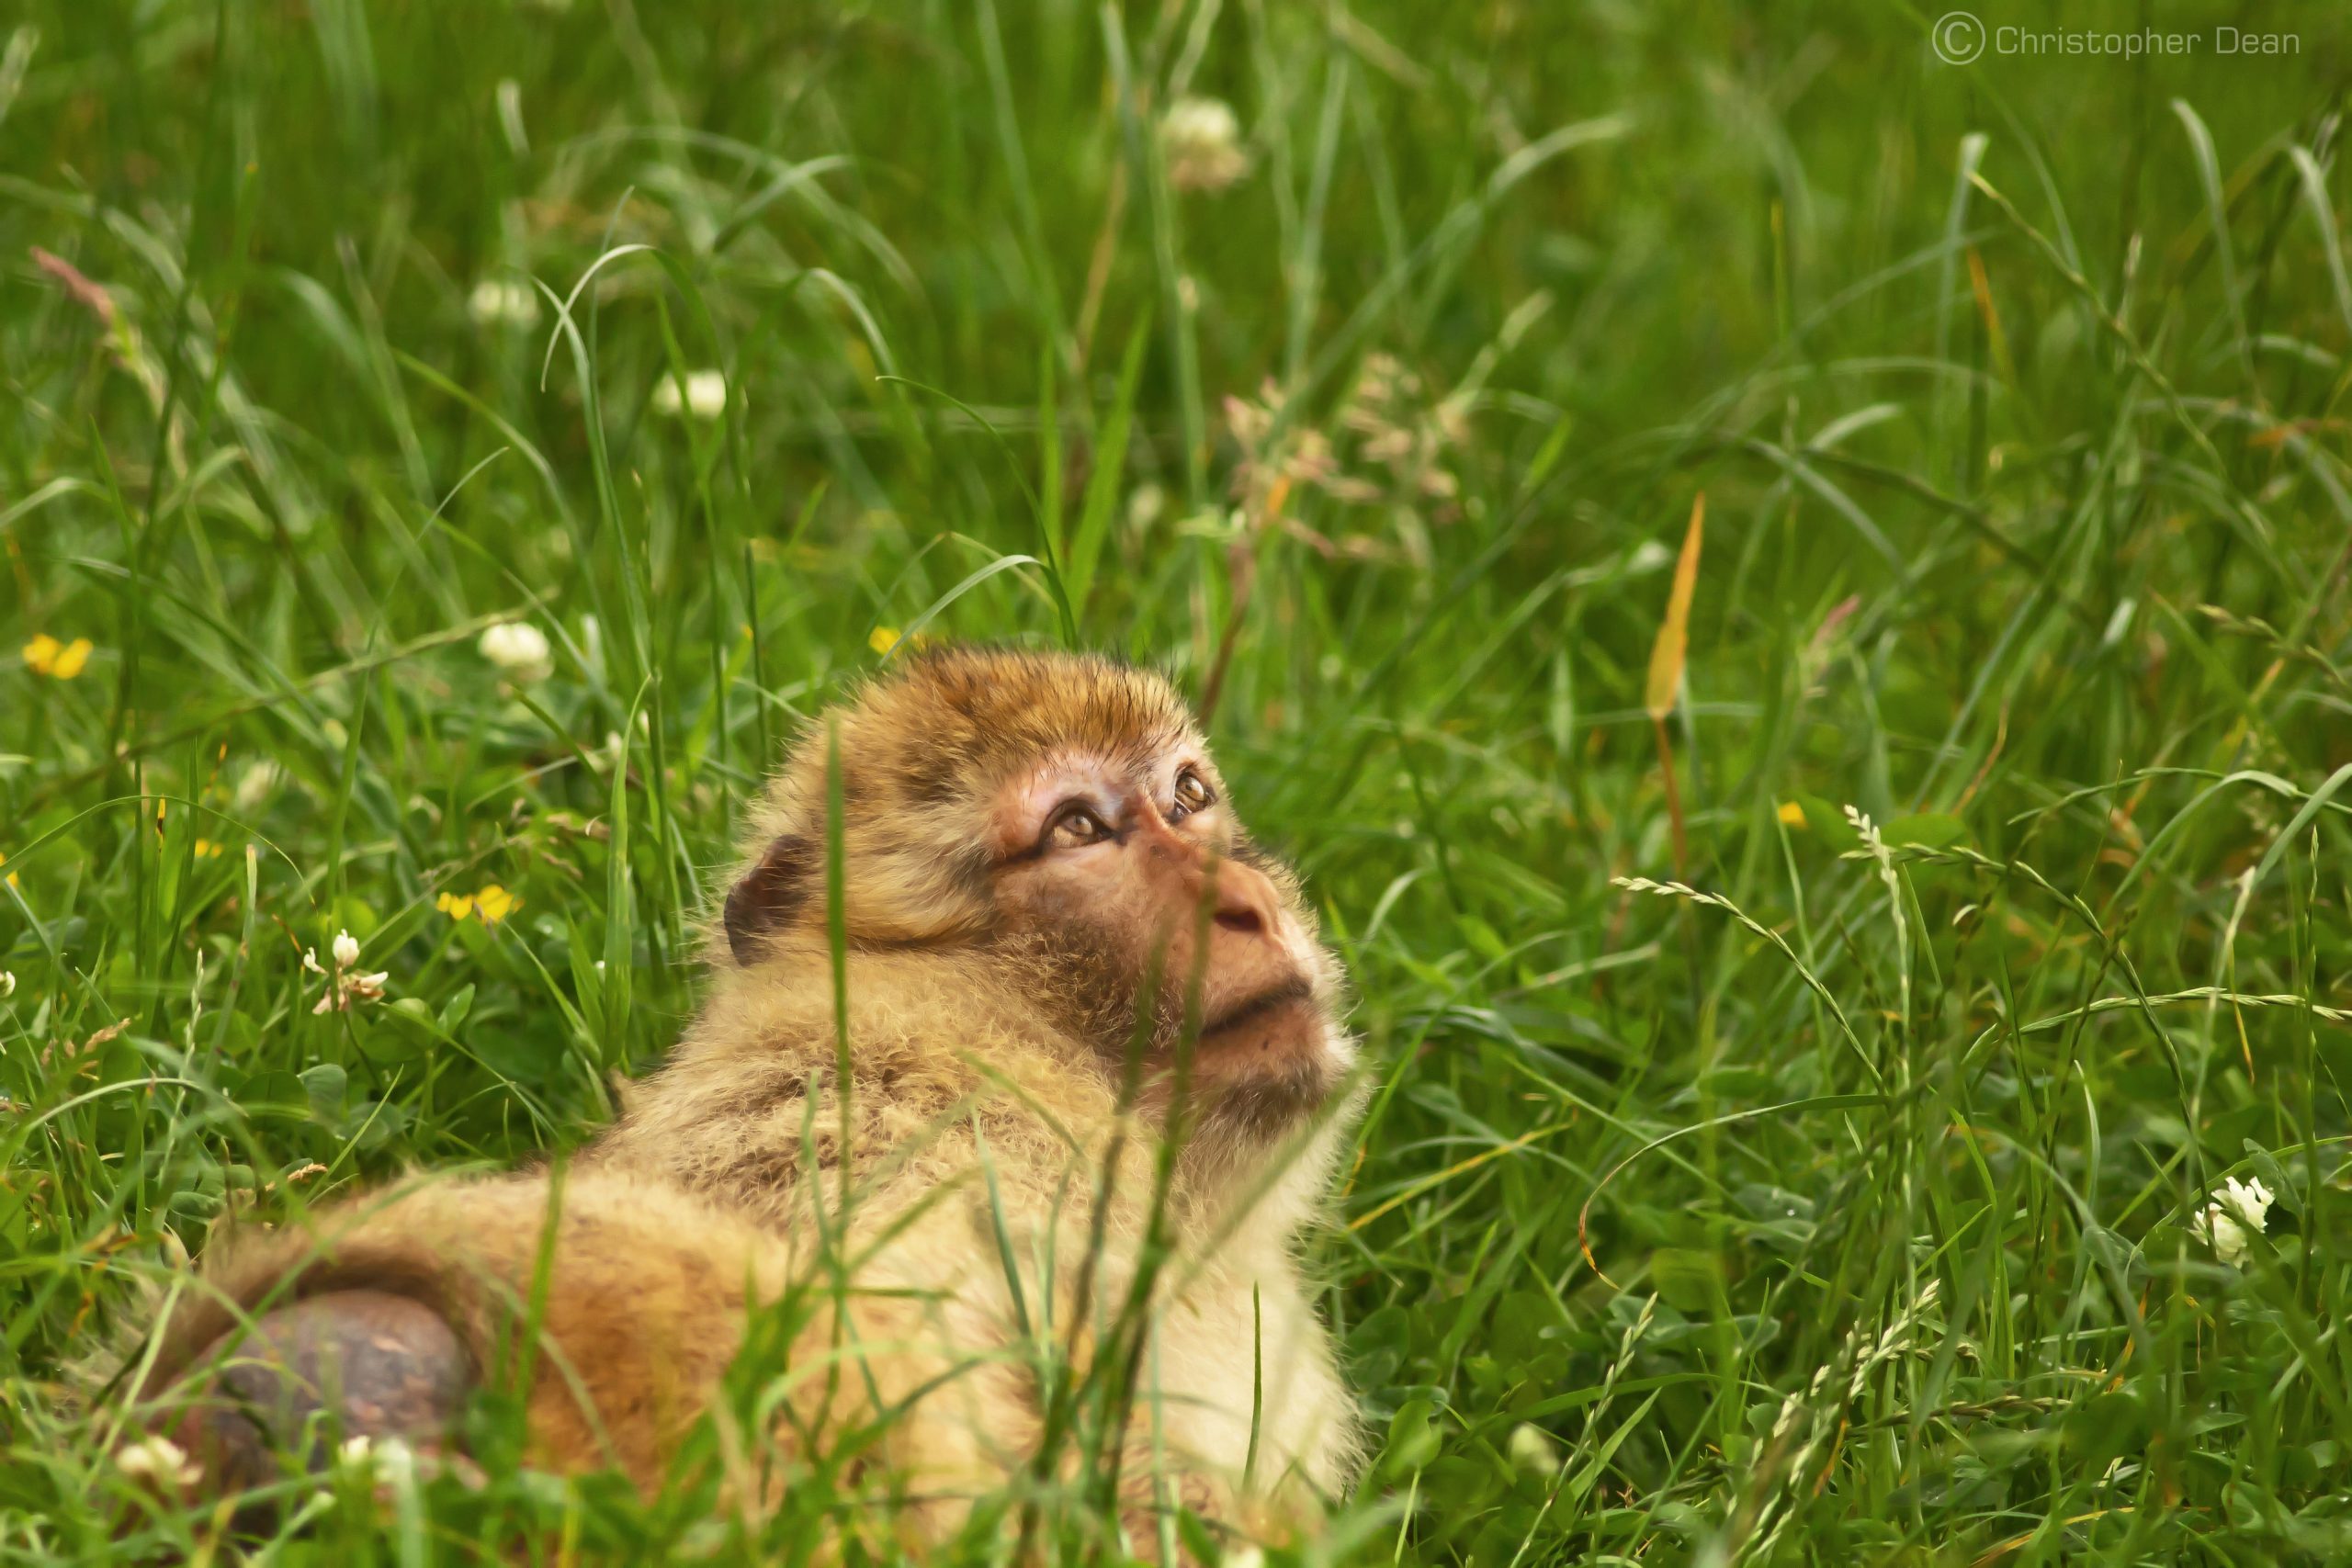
[1186,984,1337,1141]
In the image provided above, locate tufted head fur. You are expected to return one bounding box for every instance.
[720,647,1208,957]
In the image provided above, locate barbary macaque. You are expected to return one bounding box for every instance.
[131,648,1365,1546]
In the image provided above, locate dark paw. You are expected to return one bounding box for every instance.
[160,1289,470,1494]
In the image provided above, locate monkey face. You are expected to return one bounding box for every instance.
[718,649,1352,1139]
[986,744,1350,1121]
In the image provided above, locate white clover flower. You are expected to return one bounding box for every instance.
[115,1433,202,1490]
[2191,1175,2275,1266]
[315,970,389,1015]
[310,931,390,1014]
[340,1433,417,1483]
[1507,1422,1562,1472]
[651,368,729,420]
[1160,96,1248,193]
[467,277,541,329]
[0,972,13,999]
[478,620,554,683]
[1125,481,1167,534]
[232,759,286,815]
[2194,1205,2250,1265]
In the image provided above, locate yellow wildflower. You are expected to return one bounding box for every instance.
[0,851,16,889]
[23,635,94,679]
[868,626,932,657]
[1777,801,1807,829]
[192,839,224,859]
[439,885,520,923]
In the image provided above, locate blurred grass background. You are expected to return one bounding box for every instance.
[4,0,2352,1561]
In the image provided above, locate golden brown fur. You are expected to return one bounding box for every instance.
[132,648,1364,1545]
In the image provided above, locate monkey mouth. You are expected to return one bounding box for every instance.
[1190,981,1336,1141]
[1190,976,1331,1126]
[1198,976,1317,1043]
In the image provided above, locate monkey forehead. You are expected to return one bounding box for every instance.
[861,649,1199,778]
[748,649,1209,861]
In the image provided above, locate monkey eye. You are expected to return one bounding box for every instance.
[1045,802,1114,851]
[1170,768,1215,819]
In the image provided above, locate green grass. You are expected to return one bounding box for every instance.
[5,0,2352,1561]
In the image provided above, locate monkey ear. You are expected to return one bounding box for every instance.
[724,834,813,964]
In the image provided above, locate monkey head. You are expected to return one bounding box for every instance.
[719,648,1352,1135]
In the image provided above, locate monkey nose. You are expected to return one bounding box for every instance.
[1207,861,1279,940]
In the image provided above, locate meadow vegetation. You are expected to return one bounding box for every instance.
[3,1,2351,1562]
